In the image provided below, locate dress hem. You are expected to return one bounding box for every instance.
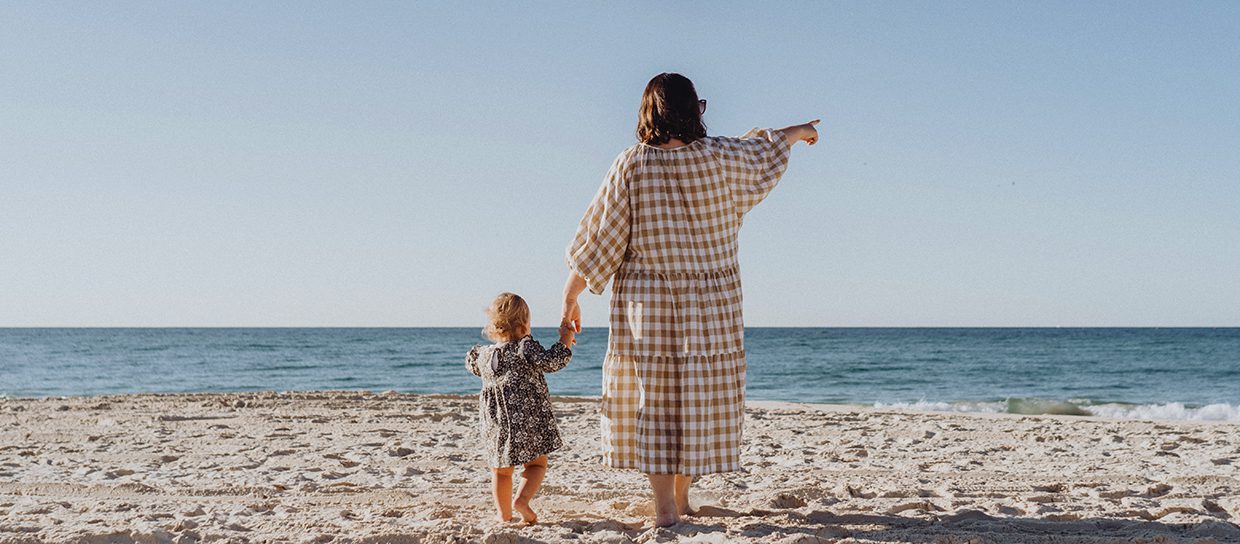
[488,443,563,469]
[602,457,742,477]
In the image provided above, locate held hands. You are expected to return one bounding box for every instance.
[559,298,581,347]
[558,319,577,348]
[559,272,586,348]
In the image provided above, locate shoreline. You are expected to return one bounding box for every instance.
[5,390,1238,425]
[2,392,1238,543]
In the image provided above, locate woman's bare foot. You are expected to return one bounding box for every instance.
[653,495,680,527]
[653,512,679,528]
[513,499,538,524]
[648,473,681,528]
[674,474,696,516]
[676,497,697,516]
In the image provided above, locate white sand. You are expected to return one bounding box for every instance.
[1,392,1238,543]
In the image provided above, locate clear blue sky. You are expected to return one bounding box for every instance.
[2,2,1238,327]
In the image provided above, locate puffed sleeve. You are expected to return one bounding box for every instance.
[715,128,792,215]
[465,346,482,377]
[517,337,572,373]
[566,150,632,295]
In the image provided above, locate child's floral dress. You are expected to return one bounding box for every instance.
[466,335,572,467]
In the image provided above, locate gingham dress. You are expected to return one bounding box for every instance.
[566,129,792,475]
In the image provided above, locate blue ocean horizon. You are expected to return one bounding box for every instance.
[2,327,1238,421]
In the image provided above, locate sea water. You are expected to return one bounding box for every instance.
[1,328,1238,421]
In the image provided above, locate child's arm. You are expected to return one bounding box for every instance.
[518,337,572,373]
[465,346,482,377]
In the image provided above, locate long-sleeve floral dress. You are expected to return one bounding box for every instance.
[566,129,792,476]
[466,335,573,468]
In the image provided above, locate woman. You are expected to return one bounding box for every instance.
[562,72,819,527]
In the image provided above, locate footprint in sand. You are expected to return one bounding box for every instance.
[880,489,943,499]
[1202,499,1227,515]
[1143,483,1173,497]
[1043,512,1082,521]
[1032,483,1067,493]
[837,483,875,499]
[767,493,807,509]
[1095,488,1132,499]
[886,500,942,514]
[103,468,135,479]
[1151,505,1204,519]
[997,505,1025,516]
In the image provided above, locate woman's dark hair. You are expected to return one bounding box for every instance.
[637,73,707,145]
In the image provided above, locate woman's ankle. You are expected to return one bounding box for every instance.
[653,510,679,527]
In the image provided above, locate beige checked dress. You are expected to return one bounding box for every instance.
[566,128,792,476]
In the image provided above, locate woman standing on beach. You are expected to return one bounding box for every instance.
[562,72,819,527]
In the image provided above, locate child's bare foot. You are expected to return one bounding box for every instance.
[496,514,515,523]
[513,498,538,524]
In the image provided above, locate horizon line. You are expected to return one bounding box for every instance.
[1,325,1237,330]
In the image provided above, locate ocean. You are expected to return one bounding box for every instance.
[2,327,1238,421]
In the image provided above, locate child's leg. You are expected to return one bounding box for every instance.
[674,474,695,515]
[492,466,514,522]
[513,455,548,523]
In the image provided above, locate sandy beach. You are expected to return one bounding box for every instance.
[1,392,1238,543]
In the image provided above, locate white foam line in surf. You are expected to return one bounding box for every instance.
[873,400,1006,414]
[1085,402,1240,422]
[873,400,1240,422]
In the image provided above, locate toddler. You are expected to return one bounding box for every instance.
[466,292,574,523]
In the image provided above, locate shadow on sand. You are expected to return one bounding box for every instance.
[515,505,1240,543]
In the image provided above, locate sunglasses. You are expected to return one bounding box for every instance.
[699,99,707,114]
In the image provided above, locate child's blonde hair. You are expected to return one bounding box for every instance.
[484,292,530,343]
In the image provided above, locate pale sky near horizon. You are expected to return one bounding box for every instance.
[2,2,1238,327]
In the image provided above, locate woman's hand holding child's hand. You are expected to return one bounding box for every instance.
[558,319,577,348]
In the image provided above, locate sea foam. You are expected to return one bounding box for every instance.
[873,399,1240,422]
[1084,402,1240,422]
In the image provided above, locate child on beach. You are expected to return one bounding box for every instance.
[466,292,575,523]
